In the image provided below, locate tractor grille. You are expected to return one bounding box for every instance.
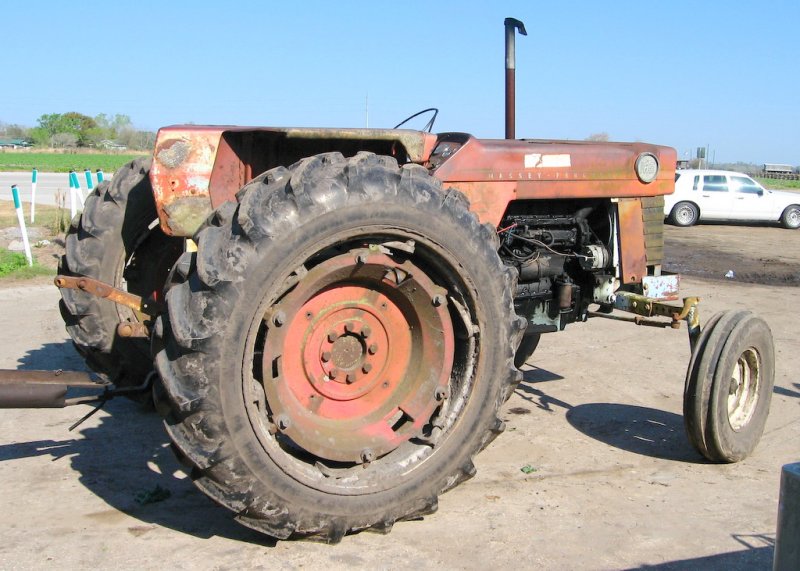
[641,196,664,267]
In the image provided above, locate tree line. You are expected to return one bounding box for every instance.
[0,113,155,150]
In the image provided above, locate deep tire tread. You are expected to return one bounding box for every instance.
[156,152,523,540]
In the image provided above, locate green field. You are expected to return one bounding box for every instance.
[0,152,146,173]
[756,177,800,191]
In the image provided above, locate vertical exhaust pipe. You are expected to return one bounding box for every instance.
[504,17,527,140]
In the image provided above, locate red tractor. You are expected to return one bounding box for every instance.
[2,19,774,542]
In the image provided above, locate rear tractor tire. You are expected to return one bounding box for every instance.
[155,152,525,541]
[59,158,183,389]
[683,310,775,462]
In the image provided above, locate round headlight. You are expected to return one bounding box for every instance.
[635,153,659,183]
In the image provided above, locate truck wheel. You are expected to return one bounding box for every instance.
[780,205,800,229]
[59,158,183,389]
[514,333,540,368]
[669,201,699,227]
[155,152,524,541]
[683,310,774,462]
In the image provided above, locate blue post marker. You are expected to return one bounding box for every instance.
[30,168,38,223]
[68,170,77,218]
[70,170,85,207]
[11,185,33,266]
[84,168,94,191]
[96,169,104,183]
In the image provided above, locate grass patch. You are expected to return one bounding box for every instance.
[756,177,800,191]
[0,200,71,235]
[0,248,53,279]
[0,152,145,173]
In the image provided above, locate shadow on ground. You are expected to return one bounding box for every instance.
[516,366,703,462]
[628,533,774,570]
[774,382,800,401]
[2,341,273,545]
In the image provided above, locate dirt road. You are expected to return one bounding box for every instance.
[0,224,798,570]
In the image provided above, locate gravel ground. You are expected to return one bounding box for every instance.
[0,223,797,570]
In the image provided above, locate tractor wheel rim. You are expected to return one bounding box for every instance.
[261,247,455,463]
[727,347,760,431]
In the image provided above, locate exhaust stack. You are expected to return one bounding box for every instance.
[504,17,527,140]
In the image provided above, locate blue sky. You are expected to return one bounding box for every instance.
[1,1,798,164]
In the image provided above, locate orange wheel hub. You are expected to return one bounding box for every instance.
[261,248,454,463]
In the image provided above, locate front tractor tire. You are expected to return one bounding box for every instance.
[683,310,775,462]
[59,158,183,389]
[155,152,524,541]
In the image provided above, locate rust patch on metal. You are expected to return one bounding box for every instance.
[260,248,453,463]
[447,181,516,226]
[642,274,680,301]
[0,369,101,409]
[161,196,214,237]
[434,136,677,227]
[155,139,191,169]
[151,127,223,237]
[54,275,158,316]
[617,198,647,284]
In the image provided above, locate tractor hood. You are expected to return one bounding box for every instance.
[430,133,677,200]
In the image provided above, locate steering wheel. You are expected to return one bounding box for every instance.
[393,108,439,132]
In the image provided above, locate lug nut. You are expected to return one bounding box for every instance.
[362,363,373,374]
[329,368,339,379]
[360,449,374,463]
[344,322,355,333]
[368,344,378,355]
[327,331,338,343]
[361,326,371,339]
[276,415,291,431]
[272,311,286,327]
[432,294,445,307]
[345,373,355,384]
[321,351,331,363]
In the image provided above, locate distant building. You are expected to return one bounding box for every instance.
[762,163,795,174]
[0,138,33,149]
[99,139,128,151]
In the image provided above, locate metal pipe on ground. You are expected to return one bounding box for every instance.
[0,370,104,408]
